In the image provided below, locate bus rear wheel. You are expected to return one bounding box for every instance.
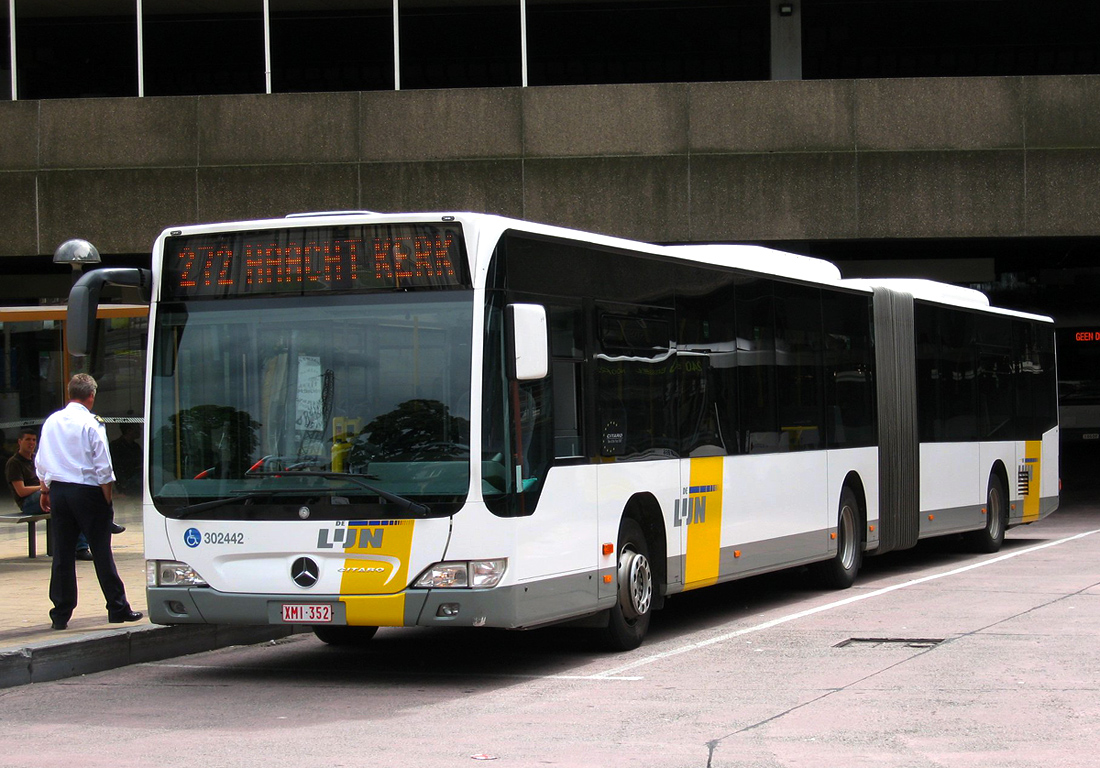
[967,473,1007,554]
[601,518,653,652]
[817,486,862,590]
[313,625,379,646]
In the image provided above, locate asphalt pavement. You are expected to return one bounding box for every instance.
[0,497,293,688]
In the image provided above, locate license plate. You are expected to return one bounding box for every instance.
[1084,433,1099,440]
[281,603,333,623]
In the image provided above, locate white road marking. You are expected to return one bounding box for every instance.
[586,527,1100,680]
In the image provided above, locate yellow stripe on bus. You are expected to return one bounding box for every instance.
[1023,441,1042,523]
[343,594,407,627]
[684,456,723,590]
[339,519,416,626]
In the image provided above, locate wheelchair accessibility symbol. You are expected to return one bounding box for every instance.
[184,528,202,548]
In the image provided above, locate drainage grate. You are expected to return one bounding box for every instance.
[834,637,944,649]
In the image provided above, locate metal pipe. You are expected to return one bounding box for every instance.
[263,0,272,93]
[9,0,16,100]
[136,0,144,96]
[520,0,527,87]
[392,0,400,90]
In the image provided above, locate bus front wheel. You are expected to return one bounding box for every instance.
[601,518,653,652]
[313,625,379,646]
[817,486,862,590]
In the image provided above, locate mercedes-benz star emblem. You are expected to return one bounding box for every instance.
[291,557,319,588]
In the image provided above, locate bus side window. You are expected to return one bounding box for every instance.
[823,291,875,448]
[977,314,1014,440]
[774,282,824,452]
[549,306,584,460]
[736,277,780,454]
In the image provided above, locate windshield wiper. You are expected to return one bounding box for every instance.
[174,491,276,518]
[245,470,432,517]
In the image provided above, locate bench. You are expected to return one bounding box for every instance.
[0,513,53,558]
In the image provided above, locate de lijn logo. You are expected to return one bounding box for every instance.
[673,485,717,527]
[184,528,202,548]
[318,521,386,550]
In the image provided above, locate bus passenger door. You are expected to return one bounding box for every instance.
[592,303,683,597]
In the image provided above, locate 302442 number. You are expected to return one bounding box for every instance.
[203,531,244,545]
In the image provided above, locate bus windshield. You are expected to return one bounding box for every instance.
[148,292,473,519]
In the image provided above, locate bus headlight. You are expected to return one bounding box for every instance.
[147,560,209,587]
[414,559,507,589]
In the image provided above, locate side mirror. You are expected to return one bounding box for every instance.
[506,304,549,381]
[68,267,152,356]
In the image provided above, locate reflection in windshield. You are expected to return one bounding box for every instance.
[149,293,473,514]
[349,398,469,467]
[153,404,261,479]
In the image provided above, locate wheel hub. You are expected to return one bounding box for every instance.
[618,548,652,620]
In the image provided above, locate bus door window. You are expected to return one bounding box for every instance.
[482,294,554,516]
[595,306,678,460]
[674,277,737,457]
[549,305,584,460]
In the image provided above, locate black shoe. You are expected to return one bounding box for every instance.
[109,610,143,623]
[51,619,68,630]
[110,523,126,534]
[76,549,94,561]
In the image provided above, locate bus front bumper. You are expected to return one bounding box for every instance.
[148,572,606,630]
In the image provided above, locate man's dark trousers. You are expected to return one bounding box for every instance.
[48,481,129,624]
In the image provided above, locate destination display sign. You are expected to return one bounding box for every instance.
[163,223,468,299]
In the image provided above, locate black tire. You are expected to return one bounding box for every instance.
[817,486,862,590]
[312,625,379,646]
[601,518,653,652]
[967,473,1007,554]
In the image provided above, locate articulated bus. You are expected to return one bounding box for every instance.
[67,212,1059,650]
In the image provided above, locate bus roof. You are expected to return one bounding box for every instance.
[664,244,843,283]
[154,211,1049,321]
[842,277,1052,322]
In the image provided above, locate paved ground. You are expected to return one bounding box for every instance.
[3,486,1098,767]
[0,498,291,687]
[0,498,146,645]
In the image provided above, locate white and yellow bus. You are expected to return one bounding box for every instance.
[69,212,1059,650]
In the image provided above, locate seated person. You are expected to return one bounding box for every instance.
[5,428,103,560]
[7,429,47,515]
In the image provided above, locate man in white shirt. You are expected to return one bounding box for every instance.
[36,374,142,630]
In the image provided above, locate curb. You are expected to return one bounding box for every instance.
[0,624,298,688]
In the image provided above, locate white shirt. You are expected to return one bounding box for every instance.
[35,401,116,488]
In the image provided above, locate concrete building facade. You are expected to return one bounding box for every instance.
[1,0,1099,306]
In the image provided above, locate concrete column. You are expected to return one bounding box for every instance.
[770,2,802,81]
